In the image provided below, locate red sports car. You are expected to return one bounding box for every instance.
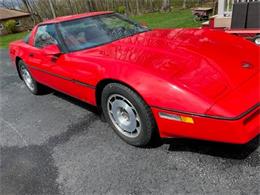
[9,11,259,146]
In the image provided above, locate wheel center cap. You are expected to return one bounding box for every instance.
[118,108,129,122]
[110,99,137,133]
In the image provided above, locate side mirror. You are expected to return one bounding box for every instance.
[42,44,61,56]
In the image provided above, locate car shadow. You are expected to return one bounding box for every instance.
[52,91,99,115]
[49,90,259,160]
[163,135,259,160]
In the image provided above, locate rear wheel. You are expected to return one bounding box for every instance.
[18,60,45,95]
[101,83,157,146]
[253,35,260,45]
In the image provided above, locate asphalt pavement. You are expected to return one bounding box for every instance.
[0,49,259,195]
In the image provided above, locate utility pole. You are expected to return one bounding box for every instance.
[48,0,56,18]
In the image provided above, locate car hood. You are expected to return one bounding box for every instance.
[95,28,259,100]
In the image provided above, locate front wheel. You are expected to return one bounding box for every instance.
[101,83,157,146]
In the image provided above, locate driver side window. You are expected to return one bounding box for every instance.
[34,24,58,48]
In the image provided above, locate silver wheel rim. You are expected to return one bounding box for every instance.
[107,94,141,138]
[20,65,34,91]
[255,38,260,45]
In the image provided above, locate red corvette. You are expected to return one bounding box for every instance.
[9,11,259,146]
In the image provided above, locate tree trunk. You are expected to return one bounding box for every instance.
[21,0,37,24]
[182,0,187,9]
[48,0,56,18]
[161,0,170,12]
[67,0,74,14]
[135,0,140,15]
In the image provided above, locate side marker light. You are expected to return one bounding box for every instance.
[159,112,194,124]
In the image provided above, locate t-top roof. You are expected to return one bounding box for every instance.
[41,11,113,25]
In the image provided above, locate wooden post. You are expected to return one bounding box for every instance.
[218,0,225,16]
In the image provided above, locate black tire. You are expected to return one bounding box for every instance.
[18,60,46,95]
[101,83,157,146]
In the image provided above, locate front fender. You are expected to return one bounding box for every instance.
[100,65,214,115]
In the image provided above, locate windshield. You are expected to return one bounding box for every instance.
[58,13,149,52]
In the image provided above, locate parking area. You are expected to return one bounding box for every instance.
[0,49,259,194]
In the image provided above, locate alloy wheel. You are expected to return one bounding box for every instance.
[107,94,141,138]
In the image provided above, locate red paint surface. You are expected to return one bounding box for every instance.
[9,12,260,144]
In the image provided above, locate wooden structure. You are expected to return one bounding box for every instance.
[192,7,213,21]
[202,0,260,45]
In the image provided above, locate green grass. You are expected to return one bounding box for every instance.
[0,31,29,48]
[0,9,200,48]
[132,9,201,29]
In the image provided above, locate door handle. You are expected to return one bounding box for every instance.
[29,53,34,57]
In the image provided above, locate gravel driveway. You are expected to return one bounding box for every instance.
[0,49,259,195]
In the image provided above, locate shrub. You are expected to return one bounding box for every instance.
[116,6,126,14]
[4,20,16,34]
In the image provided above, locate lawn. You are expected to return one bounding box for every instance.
[0,9,201,48]
[0,31,28,48]
[132,9,201,29]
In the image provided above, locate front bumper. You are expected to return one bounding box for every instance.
[152,105,260,144]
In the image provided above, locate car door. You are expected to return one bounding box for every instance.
[27,24,89,102]
[25,24,58,80]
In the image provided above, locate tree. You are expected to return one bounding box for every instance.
[48,0,56,18]
[161,0,170,12]
[182,0,187,9]
[135,0,140,15]
[21,0,38,24]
